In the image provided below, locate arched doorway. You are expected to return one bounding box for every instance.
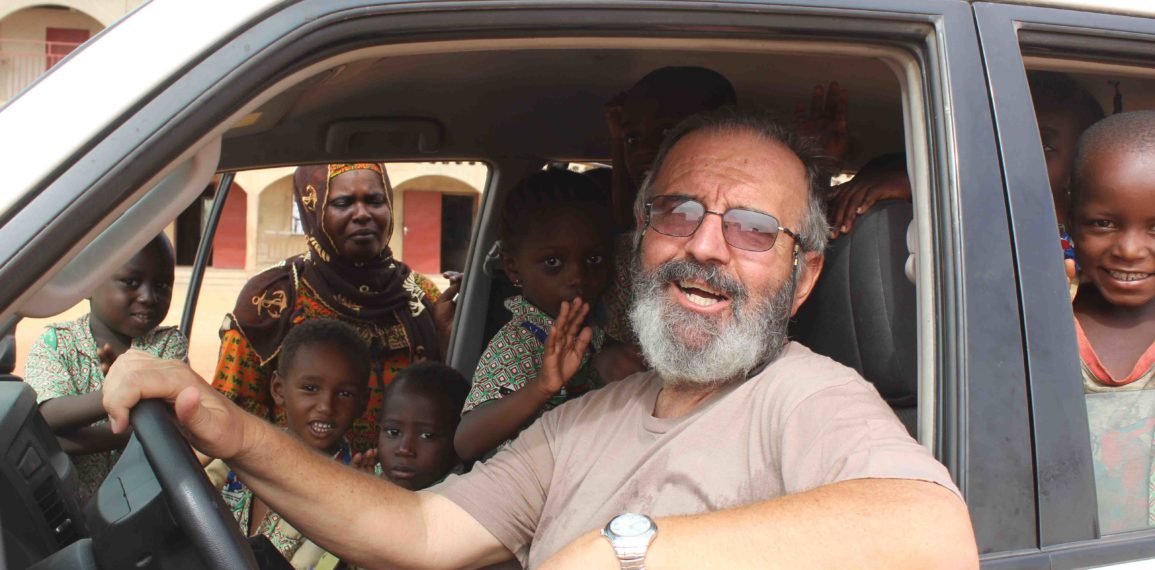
[393,175,481,275]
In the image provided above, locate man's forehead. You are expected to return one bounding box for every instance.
[652,128,809,210]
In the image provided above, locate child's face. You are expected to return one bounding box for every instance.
[90,243,174,341]
[272,342,367,455]
[1072,149,1155,308]
[503,206,613,319]
[378,390,458,491]
[1036,107,1082,224]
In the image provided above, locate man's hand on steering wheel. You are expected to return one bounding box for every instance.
[104,350,257,461]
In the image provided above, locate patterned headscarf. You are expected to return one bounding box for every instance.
[227,163,441,365]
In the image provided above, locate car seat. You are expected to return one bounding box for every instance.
[790,200,918,435]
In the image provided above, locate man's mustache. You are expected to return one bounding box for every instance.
[648,259,748,305]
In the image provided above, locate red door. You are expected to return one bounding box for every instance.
[402,192,442,275]
[211,185,247,269]
[45,28,89,69]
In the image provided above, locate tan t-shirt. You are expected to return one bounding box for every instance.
[431,342,959,568]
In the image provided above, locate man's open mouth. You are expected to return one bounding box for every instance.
[676,279,728,307]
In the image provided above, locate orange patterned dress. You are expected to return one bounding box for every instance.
[214,274,440,452]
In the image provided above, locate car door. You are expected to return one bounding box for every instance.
[976,2,1155,568]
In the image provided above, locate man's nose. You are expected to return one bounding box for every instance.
[683,213,731,265]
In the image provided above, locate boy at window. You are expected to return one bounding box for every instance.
[1070,110,1155,533]
[25,235,186,503]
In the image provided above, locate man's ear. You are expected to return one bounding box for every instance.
[271,371,287,407]
[790,251,825,316]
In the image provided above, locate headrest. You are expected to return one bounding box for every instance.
[790,200,917,409]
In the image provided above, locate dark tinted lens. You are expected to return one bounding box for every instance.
[721,208,779,251]
[649,196,704,237]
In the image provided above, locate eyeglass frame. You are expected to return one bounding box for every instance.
[641,195,803,261]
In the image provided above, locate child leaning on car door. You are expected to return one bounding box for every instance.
[204,319,369,569]
[454,169,615,463]
[1068,111,1155,533]
[24,235,187,504]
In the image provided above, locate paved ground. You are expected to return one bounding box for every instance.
[13,267,454,382]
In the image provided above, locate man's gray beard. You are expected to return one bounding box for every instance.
[628,255,796,388]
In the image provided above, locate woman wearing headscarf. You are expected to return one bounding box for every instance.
[212,163,458,451]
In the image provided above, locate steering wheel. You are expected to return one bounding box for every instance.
[131,398,258,570]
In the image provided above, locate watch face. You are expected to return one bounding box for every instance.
[609,513,653,537]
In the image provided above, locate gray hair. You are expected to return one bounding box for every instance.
[633,107,829,255]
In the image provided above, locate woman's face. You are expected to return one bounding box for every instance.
[323,169,392,263]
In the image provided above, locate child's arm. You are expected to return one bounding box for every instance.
[38,390,112,433]
[24,329,113,434]
[55,423,130,455]
[454,300,594,462]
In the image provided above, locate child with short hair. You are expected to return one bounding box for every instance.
[1068,110,1155,533]
[376,361,469,490]
[314,362,470,570]
[25,235,186,503]
[205,318,369,568]
[454,169,615,462]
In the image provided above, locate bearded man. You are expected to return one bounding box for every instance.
[104,108,978,569]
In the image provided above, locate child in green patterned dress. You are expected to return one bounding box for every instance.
[454,169,615,463]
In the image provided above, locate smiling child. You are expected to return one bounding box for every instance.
[454,169,614,462]
[1069,111,1155,533]
[25,235,186,503]
[206,318,369,567]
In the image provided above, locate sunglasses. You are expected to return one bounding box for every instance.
[643,195,800,253]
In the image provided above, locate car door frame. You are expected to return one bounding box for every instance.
[976,2,1155,567]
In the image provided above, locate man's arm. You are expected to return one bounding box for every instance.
[102,350,511,569]
[543,478,977,569]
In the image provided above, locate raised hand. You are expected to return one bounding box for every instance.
[536,299,594,397]
[432,271,463,351]
[350,448,380,475]
[795,82,850,166]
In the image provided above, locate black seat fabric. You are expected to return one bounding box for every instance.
[790,200,917,435]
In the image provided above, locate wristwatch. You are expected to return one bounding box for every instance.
[601,513,658,570]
